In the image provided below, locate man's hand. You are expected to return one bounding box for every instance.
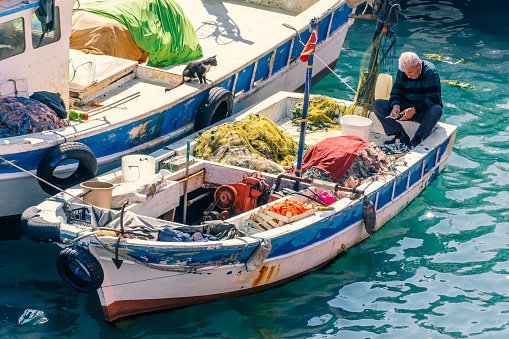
[399,107,416,121]
[388,105,402,119]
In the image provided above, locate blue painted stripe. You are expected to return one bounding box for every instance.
[328,4,351,35]
[272,40,292,75]
[291,29,310,63]
[438,137,450,162]
[394,171,409,198]
[253,52,272,84]
[409,160,423,187]
[427,166,440,185]
[0,92,205,174]
[317,13,332,44]
[423,148,437,174]
[368,192,376,205]
[377,182,393,209]
[116,201,366,266]
[217,75,235,93]
[0,2,39,18]
[234,63,255,95]
[268,203,362,259]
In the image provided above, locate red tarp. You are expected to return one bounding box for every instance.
[299,135,370,180]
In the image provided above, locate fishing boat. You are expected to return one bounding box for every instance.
[0,0,357,218]
[23,89,457,322]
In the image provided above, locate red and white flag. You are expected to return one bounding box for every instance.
[300,26,318,62]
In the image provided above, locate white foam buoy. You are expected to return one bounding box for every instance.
[374,73,393,100]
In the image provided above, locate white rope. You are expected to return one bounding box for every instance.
[282,22,357,94]
[313,54,358,94]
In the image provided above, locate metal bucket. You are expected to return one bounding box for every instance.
[80,181,114,209]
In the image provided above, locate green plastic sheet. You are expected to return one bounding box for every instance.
[75,0,203,66]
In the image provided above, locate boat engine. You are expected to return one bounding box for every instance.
[204,172,271,221]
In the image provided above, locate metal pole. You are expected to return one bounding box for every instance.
[182,141,190,224]
[295,20,317,191]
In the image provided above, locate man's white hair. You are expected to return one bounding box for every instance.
[399,52,421,71]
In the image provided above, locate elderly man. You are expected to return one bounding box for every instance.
[372,51,443,148]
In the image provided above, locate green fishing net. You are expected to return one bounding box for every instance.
[290,95,346,131]
[193,114,299,173]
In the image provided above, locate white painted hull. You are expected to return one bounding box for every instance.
[94,154,452,322]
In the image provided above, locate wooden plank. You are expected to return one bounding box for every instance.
[255,211,280,228]
[255,215,274,230]
[248,218,267,231]
[264,206,316,224]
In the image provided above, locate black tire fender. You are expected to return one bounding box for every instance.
[21,206,41,235]
[25,213,61,242]
[363,198,377,236]
[56,247,104,294]
[37,142,97,196]
[194,87,233,131]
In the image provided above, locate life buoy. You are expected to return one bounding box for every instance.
[194,87,233,131]
[37,142,97,196]
[56,246,104,294]
[24,208,61,242]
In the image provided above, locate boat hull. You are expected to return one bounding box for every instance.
[93,131,455,321]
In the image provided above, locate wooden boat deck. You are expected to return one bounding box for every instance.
[69,0,343,103]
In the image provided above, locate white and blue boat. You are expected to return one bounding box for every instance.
[0,0,357,217]
[23,90,457,321]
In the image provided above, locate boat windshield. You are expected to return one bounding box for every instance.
[0,17,25,61]
[31,7,61,49]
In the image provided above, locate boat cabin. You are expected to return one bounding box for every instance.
[0,0,74,107]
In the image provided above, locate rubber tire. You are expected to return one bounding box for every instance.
[21,206,41,235]
[363,198,377,236]
[25,214,61,242]
[56,247,104,294]
[194,87,233,131]
[37,142,97,196]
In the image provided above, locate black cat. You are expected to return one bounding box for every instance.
[165,55,217,92]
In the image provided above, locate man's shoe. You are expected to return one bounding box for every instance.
[410,136,422,148]
[384,131,410,146]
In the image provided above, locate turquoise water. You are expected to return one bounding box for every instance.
[1,1,509,337]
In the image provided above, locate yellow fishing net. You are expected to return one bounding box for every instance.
[290,95,347,130]
[193,114,299,173]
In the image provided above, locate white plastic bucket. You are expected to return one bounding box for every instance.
[80,181,114,209]
[121,155,156,183]
[69,57,96,87]
[340,115,373,142]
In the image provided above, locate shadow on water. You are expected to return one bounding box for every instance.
[0,217,24,242]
